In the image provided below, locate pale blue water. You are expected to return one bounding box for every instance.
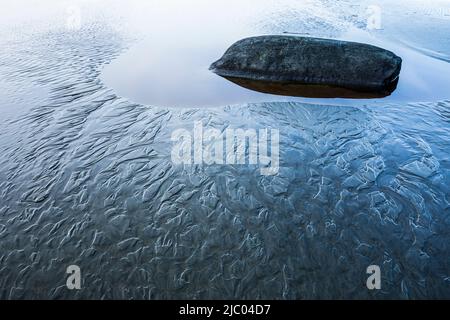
[102,0,450,107]
[0,0,449,299]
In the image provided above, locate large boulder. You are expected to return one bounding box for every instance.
[210,35,402,98]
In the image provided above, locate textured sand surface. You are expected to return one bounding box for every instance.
[0,0,449,299]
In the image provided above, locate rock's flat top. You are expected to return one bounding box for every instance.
[210,36,402,97]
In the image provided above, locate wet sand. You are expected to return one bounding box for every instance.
[0,0,449,299]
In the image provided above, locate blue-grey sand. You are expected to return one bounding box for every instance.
[0,0,449,299]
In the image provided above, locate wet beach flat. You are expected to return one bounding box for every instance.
[0,0,449,299]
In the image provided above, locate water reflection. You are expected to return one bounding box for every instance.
[101,0,450,107]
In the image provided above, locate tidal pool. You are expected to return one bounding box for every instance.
[101,0,450,107]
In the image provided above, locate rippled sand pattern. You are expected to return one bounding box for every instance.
[1,21,450,299]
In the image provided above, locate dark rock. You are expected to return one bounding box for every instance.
[210,35,402,98]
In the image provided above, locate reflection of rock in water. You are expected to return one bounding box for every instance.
[0,23,449,300]
[221,77,394,99]
[210,36,402,99]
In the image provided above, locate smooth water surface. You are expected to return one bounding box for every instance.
[101,0,450,107]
